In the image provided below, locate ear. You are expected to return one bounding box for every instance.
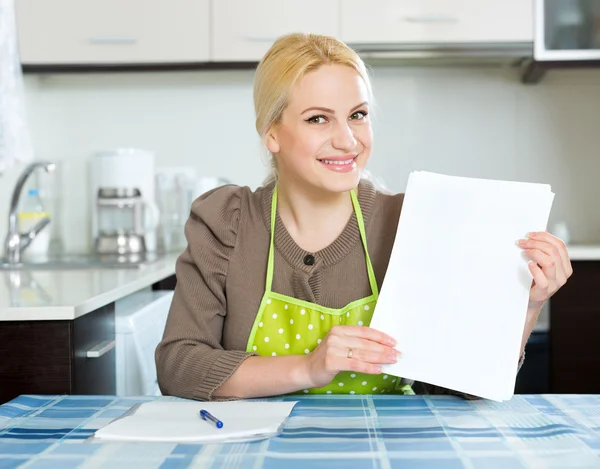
[265,126,280,154]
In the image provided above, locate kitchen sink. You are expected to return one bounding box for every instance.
[0,253,159,270]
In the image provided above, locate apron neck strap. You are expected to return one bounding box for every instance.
[350,189,379,297]
[266,183,379,297]
[266,184,278,292]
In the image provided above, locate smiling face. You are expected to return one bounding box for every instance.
[265,64,373,194]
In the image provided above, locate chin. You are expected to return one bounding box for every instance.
[317,170,362,194]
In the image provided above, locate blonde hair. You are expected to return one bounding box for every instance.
[253,33,375,184]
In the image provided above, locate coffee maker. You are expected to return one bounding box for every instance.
[89,148,159,256]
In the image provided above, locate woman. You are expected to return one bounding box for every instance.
[156,33,572,401]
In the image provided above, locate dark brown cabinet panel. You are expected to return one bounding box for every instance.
[73,304,116,395]
[0,303,115,404]
[550,261,600,393]
[152,274,176,291]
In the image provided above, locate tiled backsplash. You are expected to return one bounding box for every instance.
[1,66,599,253]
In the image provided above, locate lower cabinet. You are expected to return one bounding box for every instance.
[0,304,115,404]
[549,260,600,394]
[1,260,597,404]
[514,331,550,394]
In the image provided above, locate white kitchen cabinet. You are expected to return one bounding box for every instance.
[211,0,339,62]
[16,0,210,64]
[341,0,533,45]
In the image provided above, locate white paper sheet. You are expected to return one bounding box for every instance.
[93,400,298,443]
[369,171,555,401]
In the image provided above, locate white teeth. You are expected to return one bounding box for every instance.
[320,159,354,165]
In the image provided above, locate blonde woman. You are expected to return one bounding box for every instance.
[156,33,572,401]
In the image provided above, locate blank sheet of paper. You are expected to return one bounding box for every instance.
[93,400,298,443]
[369,171,555,401]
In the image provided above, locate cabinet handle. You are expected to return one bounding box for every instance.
[88,37,138,45]
[401,15,459,24]
[86,340,115,358]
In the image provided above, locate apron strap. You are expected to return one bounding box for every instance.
[266,184,379,298]
[265,184,278,292]
[350,189,379,297]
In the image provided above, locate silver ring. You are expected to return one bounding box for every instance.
[347,348,353,359]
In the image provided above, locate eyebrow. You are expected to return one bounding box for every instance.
[301,101,369,115]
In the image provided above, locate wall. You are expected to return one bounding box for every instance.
[1,65,599,253]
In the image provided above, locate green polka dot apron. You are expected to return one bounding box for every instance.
[246,185,414,396]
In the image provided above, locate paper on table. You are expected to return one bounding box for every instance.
[93,400,298,443]
[369,171,555,401]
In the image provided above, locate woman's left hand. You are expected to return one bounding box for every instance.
[518,231,573,313]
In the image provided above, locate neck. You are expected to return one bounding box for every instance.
[276,175,356,253]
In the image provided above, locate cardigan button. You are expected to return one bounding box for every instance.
[303,254,315,266]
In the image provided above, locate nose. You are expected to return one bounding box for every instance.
[331,120,357,152]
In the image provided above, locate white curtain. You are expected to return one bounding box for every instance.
[0,0,33,175]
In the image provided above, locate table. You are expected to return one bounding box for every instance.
[1,394,600,468]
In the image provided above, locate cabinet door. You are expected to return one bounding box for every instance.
[73,303,116,395]
[0,320,72,404]
[211,0,339,61]
[341,0,533,45]
[550,261,600,394]
[16,0,210,64]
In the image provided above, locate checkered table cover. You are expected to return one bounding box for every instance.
[1,394,600,469]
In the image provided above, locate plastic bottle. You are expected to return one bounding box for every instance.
[18,188,51,258]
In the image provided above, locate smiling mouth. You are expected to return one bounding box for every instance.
[318,157,357,165]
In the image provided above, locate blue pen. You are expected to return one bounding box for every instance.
[200,409,224,429]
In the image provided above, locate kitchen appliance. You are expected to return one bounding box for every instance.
[524,0,600,82]
[90,148,159,255]
[115,289,173,396]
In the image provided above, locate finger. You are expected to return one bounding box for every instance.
[519,238,560,261]
[523,248,557,281]
[345,359,382,375]
[527,232,572,278]
[529,261,549,292]
[321,353,382,375]
[338,343,399,365]
[327,332,399,356]
[331,324,396,346]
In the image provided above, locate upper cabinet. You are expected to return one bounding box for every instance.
[16,0,210,65]
[340,0,533,45]
[16,0,535,68]
[211,0,339,61]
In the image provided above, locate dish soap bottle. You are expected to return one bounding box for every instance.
[18,188,51,259]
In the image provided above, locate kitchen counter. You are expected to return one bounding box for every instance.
[0,254,178,321]
[567,244,600,261]
[0,244,595,322]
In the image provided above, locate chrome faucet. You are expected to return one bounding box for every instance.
[3,161,56,265]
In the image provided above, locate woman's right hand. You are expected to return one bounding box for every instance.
[302,325,401,389]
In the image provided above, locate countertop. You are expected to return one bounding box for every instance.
[566,244,600,261]
[0,244,596,323]
[0,254,178,321]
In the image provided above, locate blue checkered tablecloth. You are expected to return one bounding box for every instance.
[1,394,600,468]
